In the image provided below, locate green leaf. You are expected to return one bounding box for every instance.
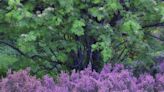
[89,7,104,21]
[92,0,101,4]
[70,20,85,36]
[101,47,112,62]
[8,0,20,7]
[56,53,67,62]
[121,20,141,34]
[58,0,73,12]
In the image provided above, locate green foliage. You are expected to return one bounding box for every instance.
[0,45,18,76]
[0,0,163,77]
[71,20,85,36]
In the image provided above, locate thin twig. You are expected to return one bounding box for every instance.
[0,40,27,57]
[142,22,164,28]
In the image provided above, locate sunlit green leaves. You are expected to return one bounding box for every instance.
[92,32,112,62]
[8,0,21,8]
[0,55,17,68]
[92,42,112,62]
[56,52,68,62]
[17,31,40,53]
[6,9,23,21]
[158,2,164,22]
[121,20,141,34]
[5,8,32,21]
[105,0,122,12]
[58,0,74,13]
[0,54,18,76]
[70,20,85,36]
[21,31,40,42]
[92,0,101,4]
[89,7,105,21]
[52,16,62,26]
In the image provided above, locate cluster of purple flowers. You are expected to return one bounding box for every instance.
[0,62,164,92]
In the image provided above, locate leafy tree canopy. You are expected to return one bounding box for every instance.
[0,0,163,77]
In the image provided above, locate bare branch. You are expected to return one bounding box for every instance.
[113,40,127,49]
[148,34,164,42]
[142,22,164,28]
[0,40,28,57]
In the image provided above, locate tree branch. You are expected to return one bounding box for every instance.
[119,51,129,62]
[148,34,164,42]
[117,47,126,62]
[0,40,28,57]
[142,22,164,28]
[113,40,127,49]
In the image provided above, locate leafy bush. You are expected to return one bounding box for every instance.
[0,68,44,92]
[1,61,164,92]
[0,0,163,75]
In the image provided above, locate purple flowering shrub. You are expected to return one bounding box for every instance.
[159,60,164,73]
[0,62,164,92]
[155,74,164,91]
[0,68,44,92]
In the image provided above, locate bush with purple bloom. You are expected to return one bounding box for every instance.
[0,62,164,92]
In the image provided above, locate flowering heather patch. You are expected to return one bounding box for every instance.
[0,68,44,92]
[159,60,164,73]
[0,63,164,92]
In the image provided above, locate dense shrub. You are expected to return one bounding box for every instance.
[0,68,44,92]
[1,62,164,92]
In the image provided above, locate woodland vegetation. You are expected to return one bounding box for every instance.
[0,0,164,92]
